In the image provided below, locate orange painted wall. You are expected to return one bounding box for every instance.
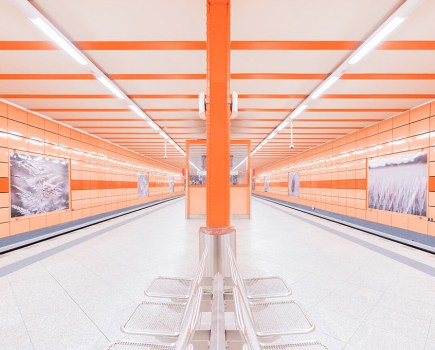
[0,100,183,239]
[254,100,435,237]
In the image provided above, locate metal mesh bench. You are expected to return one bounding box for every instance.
[261,343,328,350]
[106,341,195,350]
[146,277,193,299]
[234,286,328,350]
[228,249,291,300]
[121,248,207,337]
[145,249,207,300]
[229,248,314,337]
[106,342,176,350]
[121,300,187,336]
[108,283,202,348]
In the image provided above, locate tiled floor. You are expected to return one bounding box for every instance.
[0,196,434,350]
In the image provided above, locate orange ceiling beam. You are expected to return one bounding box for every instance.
[3,41,435,50]
[1,93,433,100]
[232,41,435,50]
[56,118,203,122]
[322,94,435,99]
[78,41,206,50]
[2,73,435,80]
[238,93,435,99]
[109,74,205,80]
[232,73,326,79]
[34,108,402,113]
[341,73,435,80]
[233,119,383,122]
[33,108,198,112]
[238,108,405,113]
[0,74,94,80]
[0,94,199,99]
[231,73,435,80]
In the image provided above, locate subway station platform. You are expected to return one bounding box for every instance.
[1,197,434,350]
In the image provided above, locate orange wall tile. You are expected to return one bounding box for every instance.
[0,100,184,239]
[254,99,435,237]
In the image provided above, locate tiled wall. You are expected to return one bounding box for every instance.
[254,100,435,236]
[0,100,183,238]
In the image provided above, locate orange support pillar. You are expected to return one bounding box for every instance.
[206,0,231,227]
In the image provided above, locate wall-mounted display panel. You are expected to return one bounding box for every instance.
[368,151,427,216]
[168,176,174,193]
[288,172,300,197]
[10,152,70,218]
[264,175,269,192]
[138,173,149,197]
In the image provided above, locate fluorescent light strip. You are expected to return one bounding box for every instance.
[267,131,277,140]
[189,160,201,172]
[290,104,308,119]
[232,156,248,172]
[311,75,340,99]
[97,76,125,100]
[30,17,87,65]
[159,131,169,139]
[128,104,148,120]
[349,16,405,65]
[24,3,187,160]
[147,121,159,131]
[277,120,289,131]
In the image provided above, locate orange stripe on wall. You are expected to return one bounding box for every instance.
[0,178,9,193]
[70,180,173,190]
[71,180,137,190]
[429,177,435,192]
[269,179,367,190]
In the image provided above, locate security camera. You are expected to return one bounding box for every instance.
[290,144,295,149]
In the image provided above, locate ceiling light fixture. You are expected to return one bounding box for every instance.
[159,131,169,139]
[29,17,87,65]
[250,0,423,159]
[290,104,308,119]
[97,76,125,100]
[311,75,341,99]
[189,160,201,172]
[232,156,248,172]
[128,104,148,119]
[349,16,405,65]
[277,120,289,131]
[267,131,277,140]
[147,121,159,131]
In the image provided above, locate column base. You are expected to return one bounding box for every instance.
[199,226,236,278]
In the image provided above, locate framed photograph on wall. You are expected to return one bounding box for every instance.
[288,172,300,197]
[138,172,149,197]
[168,176,174,192]
[368,151,427,216]
[9,152,70,218]
[264,175,269,192]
